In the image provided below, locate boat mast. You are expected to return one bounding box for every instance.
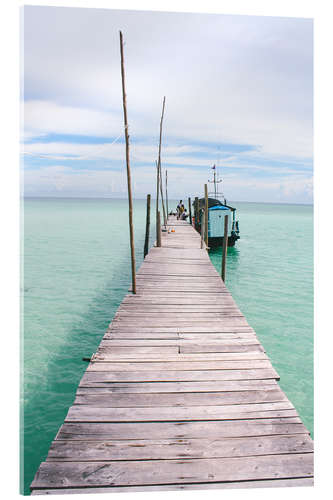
[214,170,217,198]
[208,165,222,200]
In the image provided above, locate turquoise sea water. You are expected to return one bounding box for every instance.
[21,198,313,495]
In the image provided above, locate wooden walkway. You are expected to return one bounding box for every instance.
[31,216,313,494]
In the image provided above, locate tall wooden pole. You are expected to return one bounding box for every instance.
[144,194,151,258]
[156,97,166,235]
[204,184,209,248]
[166,170,169,218]
[194,196,199,231]
[221,214,229,282]
[119,31,136,294]
[156,210,162,247]
[188,197,192,224]
[200,210,205,249]
[156,162,159,242]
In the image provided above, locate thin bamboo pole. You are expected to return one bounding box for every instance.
[188,197,192,225]
[159,162,167,227]
[166,170,169,218]
[144,194,151,258]
[222,214,229,282]
[119,31,136,294]
[204,184,209,248]
[156,96,166,234]
[155,160,166,228]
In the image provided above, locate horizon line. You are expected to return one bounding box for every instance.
[22,196,314,206]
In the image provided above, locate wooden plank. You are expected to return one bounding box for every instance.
[119,295,230,300]
[65,402,297,422]
[96,347,264,357]
[73,389,288,407]
[88,360,273,371]
[93,352,269,361]
[108,326,255,333]
[179,344,263,353]
[98,342,262,351]
[77,381,278,392]
[138,264,219,270]
[108,326,180,333]
[121,303,237,308]
[78,377,278,392]
[80,368,280,382]
[104,332,181,339]
[31,454,313,489]
[117,306,242,312]
[93,346,179,356]
[47,434,313,462]
[31,477,314,494]
[56,418,307,440]
[111,320,251,327]
[104,332,257,340]
[178,333,256,339]
[137,268,219,274]
[115,312,244,317]
[113,316,248,322]
[121,301,237,306]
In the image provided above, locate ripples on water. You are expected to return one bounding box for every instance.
[22,198,313,495]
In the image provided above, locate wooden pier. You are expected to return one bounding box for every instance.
[31,216,313,494]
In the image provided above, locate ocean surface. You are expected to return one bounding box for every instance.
[21,198,313,495]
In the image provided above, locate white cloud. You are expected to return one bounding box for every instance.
[24,100,123,138]
[22,7,313,202]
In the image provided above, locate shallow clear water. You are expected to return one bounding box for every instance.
[209,202,313,437]
[21,198,313,495]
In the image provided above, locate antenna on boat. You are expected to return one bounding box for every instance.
[208,164,223,200]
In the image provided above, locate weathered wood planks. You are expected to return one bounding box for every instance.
[56,418,308,440]
[31,454,313,489]
[31,478,314,494]
[76,368,281,382]
[47,434,313,462]
[30,215,313,495]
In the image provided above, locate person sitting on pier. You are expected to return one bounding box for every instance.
[180,208,188,220]
[177,200,185,219]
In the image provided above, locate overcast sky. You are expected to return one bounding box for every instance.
[22,6,313,203]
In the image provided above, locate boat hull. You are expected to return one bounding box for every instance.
[209,234,239,248]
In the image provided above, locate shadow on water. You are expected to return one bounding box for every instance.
[22,267,133,494]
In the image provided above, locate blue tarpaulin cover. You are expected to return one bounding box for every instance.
[209,205,230,211]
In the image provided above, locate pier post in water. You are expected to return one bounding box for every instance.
[194,196,199,230]
[204,184,209,248]
[188,197,192,224]
[144,194,151,258]
[119,31,136,294]
[221,214,229,282]
[200,210,205,249]
[156,210,162,247]
[166,170,168,217]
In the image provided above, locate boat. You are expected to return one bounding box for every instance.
[193,165,240,248]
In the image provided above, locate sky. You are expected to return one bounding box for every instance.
[22,6,313,203]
